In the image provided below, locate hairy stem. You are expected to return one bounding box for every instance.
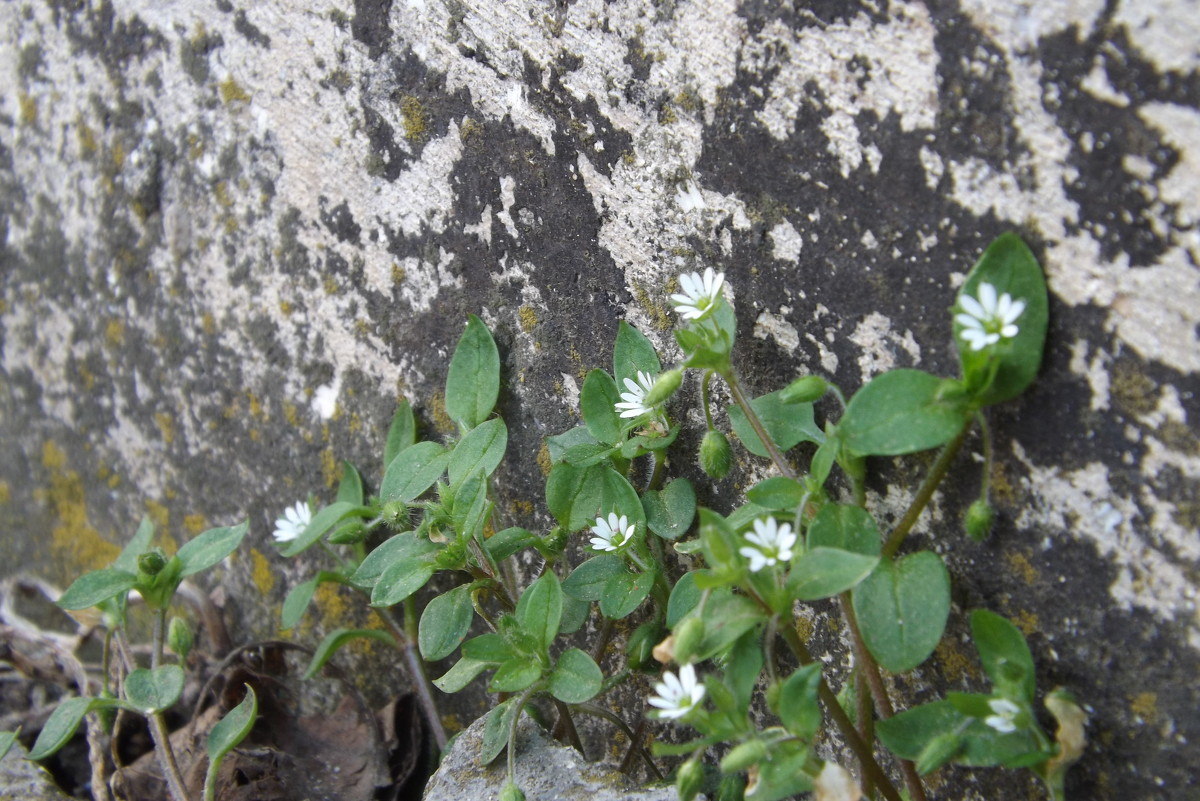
[375,605,448,751]
[721,369,798,480]
[114,630,191,801]
[882,424,971,560]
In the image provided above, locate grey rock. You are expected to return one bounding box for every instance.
[423,713,678,801]
[0,744,74,801]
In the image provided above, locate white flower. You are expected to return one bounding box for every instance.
[590,512,635,552]
[615,370,658,419]
[739,517,796,572]
[984,698,1021,734]
[670,268,725,321]
[955,282,1026,351]
[648,663,706,720]
[273,501,312,544]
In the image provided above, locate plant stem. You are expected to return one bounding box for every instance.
[721,369,798,480]
[506,688,537,784]
[574,704,664,780]
[375,605,448,751]
[152,608,166,669]
[551,698,586,755]
[882,424,971,560]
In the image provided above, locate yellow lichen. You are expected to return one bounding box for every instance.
[934,637,977,682]
[536,442,553,477]
[111,142,125,171]
[399,95,428,142]
[633,282,673,331]
[250,548,275,596]
[184,514,208,535]
[510,499,534,516]
[202,312,216,335]
[428,392,456,435]
[155,412,175,445]
[247,391,264,420]
[214,181,234,208]
[1129,692,1157,723]
[1012,609,1039,636]
[78,121,97,155]
[320,447,338,488]
[105,319,125,347]
[219,78,251,105]
[279,300,293,315]
[518,305,538,333]
[43,442,121,578]
[284,403,299,426]
[146,500,170,530]
[0,481,9,504]
[1004,550,1039,585]
[324,276,339,295]
[391,263,406,284]
[18,92,37,126]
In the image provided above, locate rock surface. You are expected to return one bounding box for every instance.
[423,713,678,801]
[0,744,73,801]
[1,1,1197,799]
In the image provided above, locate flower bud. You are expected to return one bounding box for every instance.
[780,375,827,404]
[676,758,705,801]
[328,520,367,545]
[138,550,168,577]
[627,622,665,671]
[672,617,706,665]
[500,782,526,801]
[699,430,733,480]
[167,616,193,661]
[720,739,768,773]
[644,369,684,406]
[382,501,409,527]
[965,499,994,542]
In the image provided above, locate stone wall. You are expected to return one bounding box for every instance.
[2,1,1197,798]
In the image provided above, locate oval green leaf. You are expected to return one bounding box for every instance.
[371,558,435,607]
[448,418,508,487]
[479,698,519,765]
[384,399,417,467]
[125,665,185,714]
[746,476,807,510]
[57,568,138,611]
[599,569,653,619]
[350,532,439,590]
[379,442,450,503]
[446,314,500,431]
[178,521,249,576]
[516,572,563,652]
[728,390,822,459]
[613,321,661,386]
[562,554,625,602]
[419,585,475,661]
[581,369,624,446]
[642,477,696,541]
[548,648,603,703]
[28,697,95,760]
[970,609,1037,703]
[787,548,879,601]
[841,370,969,456]
[207,684,258,764]
[806,504,881,556]
[279,502,369,558]
[852,551,951,672]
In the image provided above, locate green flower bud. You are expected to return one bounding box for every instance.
[434,540,467,570]
[765,679,782,714]
[716,772,747,801]
[137,549,168,577]
[500,782,526,801]
[537,526,570,559]
[644,369,684,406]
[382,501,409,527]
[965,499,994,542]
[673,617,706,665]
[167,616,193,661]
[699,430,733,480]
[780,375,827,404]
[676,758,705,801]
[720,739,768,773]
[328,520,367,545]
[626,622,665,671]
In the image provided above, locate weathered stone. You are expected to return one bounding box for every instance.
[423,712,679,801]
[0,744,74,801]
[1,1,1197,799]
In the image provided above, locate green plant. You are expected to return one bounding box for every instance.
[269,234,1086,800]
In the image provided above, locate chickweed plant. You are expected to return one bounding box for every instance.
[12,233,1087,801]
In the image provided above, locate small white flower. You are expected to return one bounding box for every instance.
[273,501,312,544]
[648,663,706,720]
[670,268,725,321]
[589,512,635,552]
[984,698,1021,734]
[739,517,797,572]
[955,282,1026,351]
[615,370,658,419]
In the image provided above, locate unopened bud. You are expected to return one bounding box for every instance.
[781,375,827,404]
[965,499,994,542]
[676,758,705,801]
[720,739,768,773]
[328,520,367,545]
[167,616,193,661]
[673,617,706,665]
[627,622,664,671]
[699,430,733,480]
[644,369,684,406]
[382,501,409,527]
[500,782,526,801]
[137,550,168,577]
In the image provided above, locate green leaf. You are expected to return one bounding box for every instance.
[462,632,514,663]
[971,609,1037,703]
[0,730,17,761]
[746,741,813,801]
[124,665,185,714]
[641,478,696,541]
[279,501,370,558]
[452,469,490,541]
[852,551,951,672]
[479,698,519,765]
[806,504,880,556]
[516,572,563,652]
[545,426,601,464]
[484,527,537,561]
[726,631,763,710]
[613,321,661,386]
[418,585,475,661]
[600,570,653,619]
[746,476,807,510]
[559,594,589,635]
[581,370,624,446]
[448,418,508,487]
[178,521,248,576]
[545,464,641,532]
[697,508,738,569]
[548,648,603,703]
[877,699,966,762]
[29,697,97,760]
[385,399,417,467]
[778,664,822,740]
[282,574,322,630]
[206,685,258,787]
[787,548,879,601]
[445,314,501,430]
[695,591,766,661]
[728,390,823,459]
[955,233,1049,406]
[379,442,450,503]
[434,657,491,693]
[809,426,840,487]
[371,559,435,607]
[57,568,138,611]
[840,369,969,456]
[114,516,156,574]
[303,628,397,679]
[336,461,365,506]
[562,554,625,601]
[349,533,438,589]
[489,658,542,693]
[666,571,702,627]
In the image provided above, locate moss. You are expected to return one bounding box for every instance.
[518,305,538,333]
[399,95,429,143]
[1110,359,1157,418]
[428,392,457,436]
[632,282,673,332]
[536,442,553,477]
[1004,549,1039,585]
[250,548,276,595]
[219,77,251,105]
[1129,692,1157,723]
[460,117,483,143]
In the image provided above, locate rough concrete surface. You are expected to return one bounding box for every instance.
[1,1,1197,799]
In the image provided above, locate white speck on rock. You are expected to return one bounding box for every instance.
[753,309,799,354]
[313,378,340,420]
[769,220,804,263]
[848,312,922,382]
